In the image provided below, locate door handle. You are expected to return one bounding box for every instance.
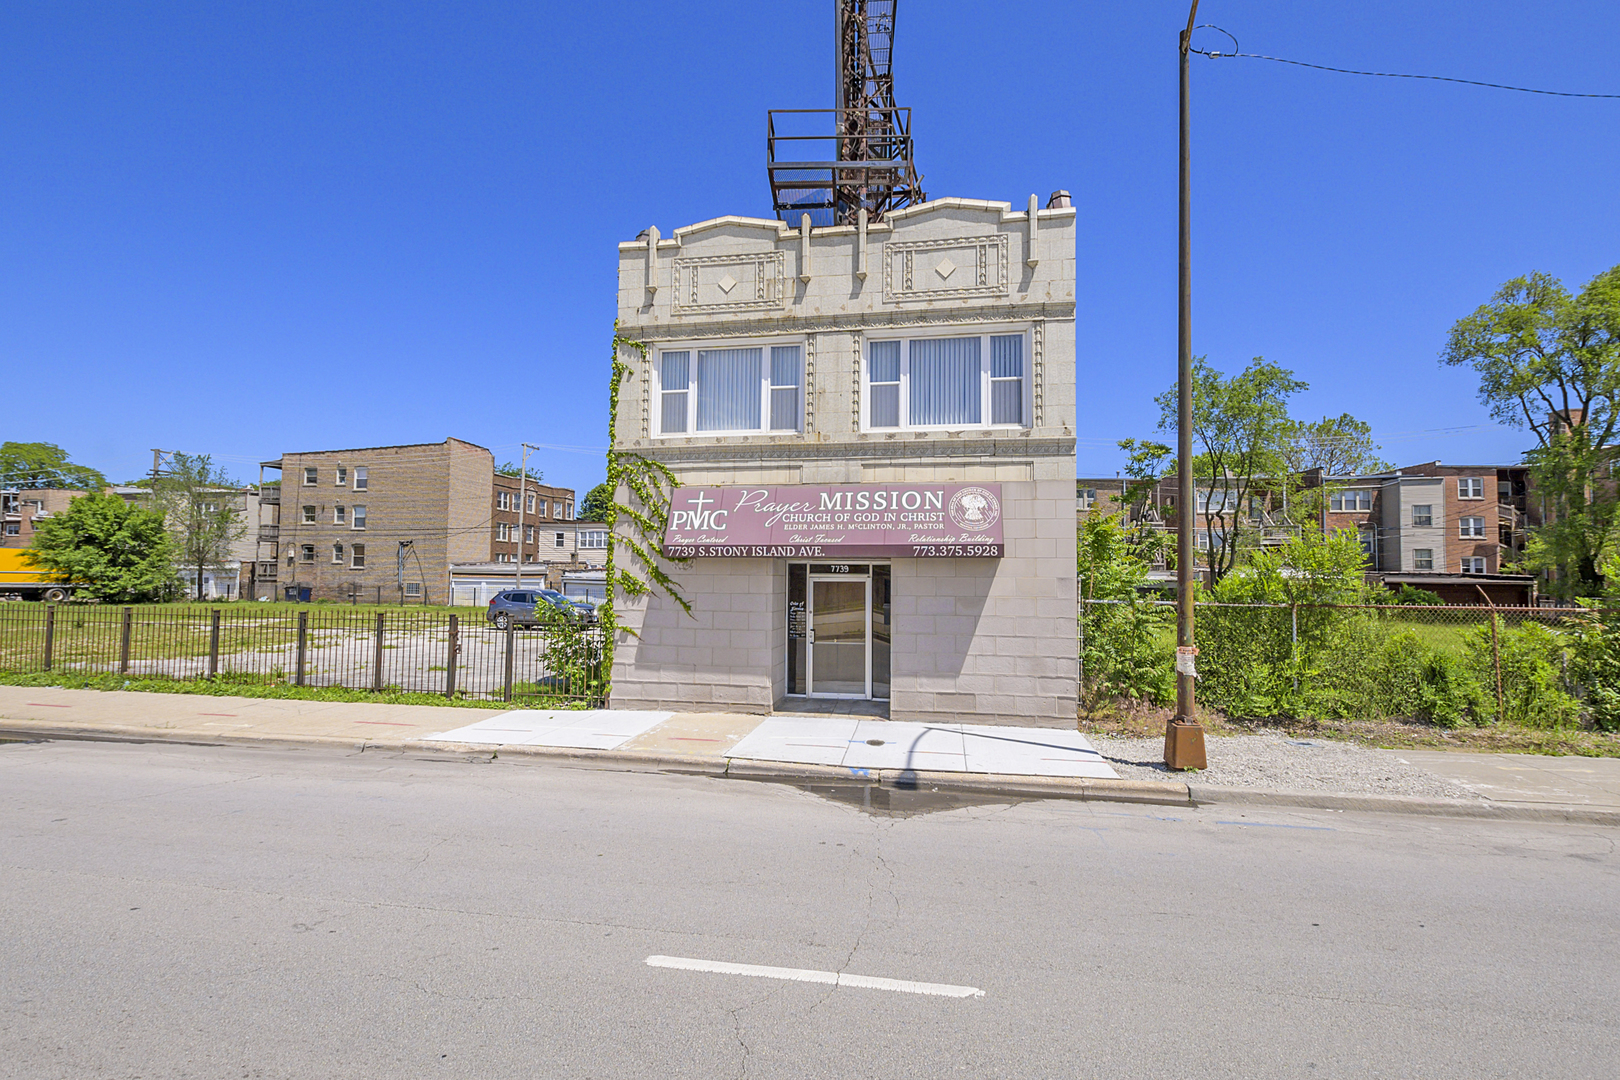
[807,629,815,644]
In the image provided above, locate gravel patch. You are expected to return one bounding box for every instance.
[1089,732,1484,801]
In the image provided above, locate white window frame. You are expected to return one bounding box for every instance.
[861,328,1033,433]
[302,505,316,525]
[526,493,536,514]
[1411,504,1433,527]
[350,544,365,569]
[1458,477,1484,500]
[303,467,317,486]
[1460,516,1485,539]
[335,466,347,487]
[351,505,367,530]
[333,505,346,526]
[580,529,608,550]
[352,467,368,491]
[1077,487,1097,510]
[652,337,807,437]
[1413,548,1434,571]
[300,544,315,563]
[332,543,344,564]
[1461,556,1487,574]
[1330,489,1373,512]
[404,581,421,597]
[555,531,566,549]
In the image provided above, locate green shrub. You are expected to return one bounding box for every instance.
[1077,512,1174,708]
[1464,620,1580,728]
[1390,584,1444,606]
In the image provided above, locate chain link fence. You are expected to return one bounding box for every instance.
[0,604,605,706]
[1080,597,1620,728]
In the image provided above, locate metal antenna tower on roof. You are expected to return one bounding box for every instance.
[767,1,925,226]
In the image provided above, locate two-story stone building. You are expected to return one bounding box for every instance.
[609,195,1079,725]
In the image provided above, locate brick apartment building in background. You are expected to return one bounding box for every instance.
[1077,460,1540,604]
[489,473,576,564]
[1,488,89,548]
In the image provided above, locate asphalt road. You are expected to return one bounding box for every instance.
[2,739,1616,1080]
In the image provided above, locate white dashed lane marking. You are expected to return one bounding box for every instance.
[645,955,985,998]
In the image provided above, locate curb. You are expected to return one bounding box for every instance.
[5,720,1617,826]
[1186,783,1620,827]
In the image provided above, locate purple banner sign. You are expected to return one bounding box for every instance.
[662,483,1004,558]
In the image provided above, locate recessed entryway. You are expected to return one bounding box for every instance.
[785,562,890,701]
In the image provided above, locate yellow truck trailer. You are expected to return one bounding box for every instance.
[0,549,70,601]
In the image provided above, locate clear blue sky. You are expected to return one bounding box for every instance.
[3,1,1617,492]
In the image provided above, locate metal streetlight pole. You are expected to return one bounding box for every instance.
[515,444,530,590]
[1167,1,1208,770]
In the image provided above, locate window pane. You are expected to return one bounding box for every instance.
[661,391,688,434]
[770,345,801,388]
[990,335,1023,378]
[770,387,800,432]
[696,347,762,431]
[661,352,690,391]
[909,336,981,426]
[871,384,899,428]
[991,380,1022,425]
[868,340,900,383]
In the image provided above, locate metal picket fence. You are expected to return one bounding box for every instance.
[0,604,605,705]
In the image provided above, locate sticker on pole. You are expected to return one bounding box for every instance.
[1175,646,1199,677]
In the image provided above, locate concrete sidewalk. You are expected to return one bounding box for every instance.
[3,685,1618,825]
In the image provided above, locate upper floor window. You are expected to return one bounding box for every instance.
[1458,477,1483,499]
[350,543,365,568]
[526,493,536,514]
[302,505,316,525]
[335,467,347,486]
[555,531,566,548]
[332,543,344,564]
[333,505,346,526]
[352,467,368,491]
[1330,489,1373,512]
[303,467,318,486]
[1460,516,1485,539]
[1412,504,1433,527]
[352,505,367,530]
[1461,556,1487,574]
[1077,487,1097,510]
[496,492,512,512]
[1413,548,1434,570]
[580,529,608,549]
[866,333,1028,431]
[656,343,804,436]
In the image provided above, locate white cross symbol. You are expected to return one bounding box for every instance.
[688,492,714,513]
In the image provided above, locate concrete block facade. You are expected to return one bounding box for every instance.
[610,196,1079,725]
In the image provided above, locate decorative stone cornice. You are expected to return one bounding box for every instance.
[620,301,1076,343]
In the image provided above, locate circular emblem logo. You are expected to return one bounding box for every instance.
[948,487,1000,532]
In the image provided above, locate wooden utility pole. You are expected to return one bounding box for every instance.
[1167,2,1208,771]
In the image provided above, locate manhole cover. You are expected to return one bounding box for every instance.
[866,739,886,746]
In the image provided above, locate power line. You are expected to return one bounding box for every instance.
[1191,26,1620,99]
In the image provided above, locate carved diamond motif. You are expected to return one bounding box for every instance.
[935,257,957,281]
[716,273,739,294]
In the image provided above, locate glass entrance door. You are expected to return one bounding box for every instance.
[809,576,869,697]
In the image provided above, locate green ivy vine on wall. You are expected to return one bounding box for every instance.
[600,324,689,699]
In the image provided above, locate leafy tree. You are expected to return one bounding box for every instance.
[495,462,545,482]
[0,441,107,491]
[579,481,614,524]
[1283,414,1390,476]
[1154,357,1307,582]
[29,493,178,602]
[1442,265,1620,596]
[151,453,247,602]
[1116,438,1173,518]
